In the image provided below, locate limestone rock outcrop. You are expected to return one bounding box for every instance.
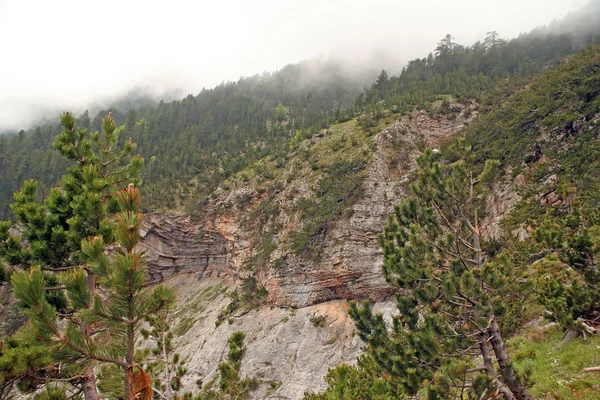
[140,214,234,283]
[135,105,527,399]
[141,108,477,308]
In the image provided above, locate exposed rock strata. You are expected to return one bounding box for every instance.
[134,106,529,399]
[140,214,234,283]
[141,108,478,308]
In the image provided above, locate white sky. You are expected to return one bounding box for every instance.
[0,0,589,130]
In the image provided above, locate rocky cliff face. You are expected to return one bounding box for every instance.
[164,274,396,399]
[1,103,521,399]
[140,105,499,398]
[261,111,472,307]
[142,107,478,308]
[140,214,233,283]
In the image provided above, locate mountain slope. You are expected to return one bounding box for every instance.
[306,42,600,400]
[136,102,476,398]
[135,41,600,399]
[2,6,600,400]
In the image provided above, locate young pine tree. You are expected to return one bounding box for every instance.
[11,184,174,400]
[140,289,186,399]
[0,112,147,399]
[350,144,532,400]
[216,331,258,400]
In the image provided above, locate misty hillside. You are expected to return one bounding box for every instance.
[2,3,600,400]
[2,3,600,220]
[0,59,366,219]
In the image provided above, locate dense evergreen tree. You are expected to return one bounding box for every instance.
[303,355,396,400]
[349,143,531,399]
[533,212,600,335]
[9,184,173,400]
[460,41,600,342]
[0,114,174,400]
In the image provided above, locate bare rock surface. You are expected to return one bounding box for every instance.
[0,285,25,337]
[140,214,235,283]
[166,274,395,399]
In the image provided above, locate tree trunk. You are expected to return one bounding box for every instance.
[124,318,135,400]
[469,186,532,400]
[81,372,100,400]
[81,271,100,400]
[162,327,172,399]
[477,330,515,400]
[488,315,533,400]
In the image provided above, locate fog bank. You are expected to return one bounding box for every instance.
[0,0,588,131]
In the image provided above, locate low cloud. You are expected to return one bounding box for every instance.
[0,0,588,131]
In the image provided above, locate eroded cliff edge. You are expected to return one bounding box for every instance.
[138,105,506,398]
[142,107,478,308]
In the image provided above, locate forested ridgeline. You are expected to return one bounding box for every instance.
[0,59,365,218]
[1,2,599,220]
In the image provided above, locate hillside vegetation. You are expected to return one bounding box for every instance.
[2,3,600,400]
[2,2,600,219]
[306,41,600,400]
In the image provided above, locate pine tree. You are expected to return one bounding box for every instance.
[86,183,174,399]
[5,112,142,272]
[533,209,600,335]
[140,289,185,399]
[33,384,69,400]
[218,331,246,397]
[10,184,174,400]
[303,356,396,400]
[373,70,389,98]
[274,103,287,123]
[0,113,145,399]
[215,331,258,400]
[350,143,532,399]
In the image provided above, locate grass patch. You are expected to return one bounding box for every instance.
[511,327,600,399]
[309,314,326,328]
[266,381,283,395]
[174,317,199,337]
[216,277,268,327]
[172,283,225,336]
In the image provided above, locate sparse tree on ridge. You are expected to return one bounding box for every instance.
[435,34,456,57]
[373,69,389,98]
[484,31,504,50]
